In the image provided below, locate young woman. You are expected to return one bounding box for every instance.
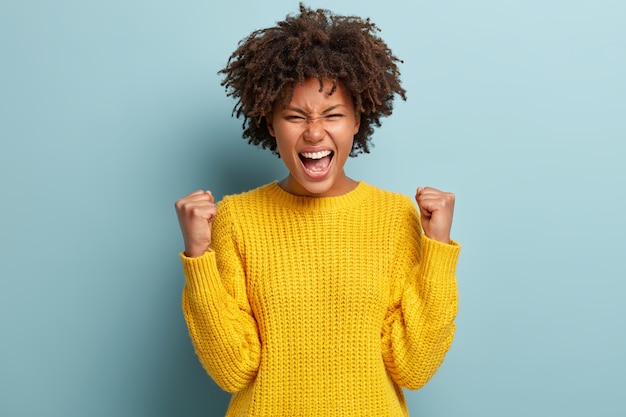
[175,4,460,416]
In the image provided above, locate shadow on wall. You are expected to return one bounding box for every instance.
[151,263,232,417]
[209,136,286,199]
[178,115,286,199]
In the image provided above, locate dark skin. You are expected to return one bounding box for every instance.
[218,3,406,156]
[177,5,455,257]
[176,79,454,258]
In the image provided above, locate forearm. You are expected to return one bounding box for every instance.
[181,251,261,392]
[382,236,460,390]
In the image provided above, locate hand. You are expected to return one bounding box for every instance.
[415,187,455,244]
[175,190,217,257]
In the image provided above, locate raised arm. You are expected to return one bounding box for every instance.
[176,192,261,392]
[381,188,460,390]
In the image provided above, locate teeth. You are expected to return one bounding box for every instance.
[300,150,332,159]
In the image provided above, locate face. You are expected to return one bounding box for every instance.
[267,78,361,198]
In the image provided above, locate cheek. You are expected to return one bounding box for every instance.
[274,130,297,157]
[274,125,300,144]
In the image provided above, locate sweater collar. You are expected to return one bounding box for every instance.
[264,181,370,211]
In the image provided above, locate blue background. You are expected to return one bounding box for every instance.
[1,1,625,416]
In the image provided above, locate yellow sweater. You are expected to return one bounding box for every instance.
[181,181,460,416]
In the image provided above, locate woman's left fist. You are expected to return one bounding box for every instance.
[415,187,455,244]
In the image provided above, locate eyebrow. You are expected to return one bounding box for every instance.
[283,104,345,115]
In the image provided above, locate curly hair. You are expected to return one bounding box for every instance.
[219,3,406,156]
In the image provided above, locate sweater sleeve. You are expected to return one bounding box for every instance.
[381,202,460,390]
[181,200,261,393]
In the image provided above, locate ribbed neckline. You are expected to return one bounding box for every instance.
[263,181,371,211]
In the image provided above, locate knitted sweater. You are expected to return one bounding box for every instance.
[181,181,460,417]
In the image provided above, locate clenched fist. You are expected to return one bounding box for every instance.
[415,187,455,244]
[175,190,217,258]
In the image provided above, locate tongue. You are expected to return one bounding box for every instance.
[303,155,331,173]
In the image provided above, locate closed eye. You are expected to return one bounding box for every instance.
[284,114,344,123]
[285,115,306,122]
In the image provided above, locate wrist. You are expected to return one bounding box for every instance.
[424,232,450,245]
[184,242,212,258]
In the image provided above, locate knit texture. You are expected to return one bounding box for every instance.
[181,181,460,417]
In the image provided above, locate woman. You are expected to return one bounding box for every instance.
[175,4,460,416]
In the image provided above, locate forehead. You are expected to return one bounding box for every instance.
[278,78,353,109]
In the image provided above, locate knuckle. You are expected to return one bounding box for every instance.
[175,199,186,211]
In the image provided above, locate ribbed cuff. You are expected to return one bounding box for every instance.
[180,251,225,304]
[420,236,461,277]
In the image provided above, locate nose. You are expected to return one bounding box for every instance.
[303,117,325,143]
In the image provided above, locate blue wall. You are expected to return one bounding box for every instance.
[1,1,625,416]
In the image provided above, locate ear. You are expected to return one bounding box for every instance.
[353,113,361,135]
[266,114,276,137]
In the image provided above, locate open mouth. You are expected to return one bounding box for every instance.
[299,150,334,176]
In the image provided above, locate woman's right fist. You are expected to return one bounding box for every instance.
[175,190,216,258]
